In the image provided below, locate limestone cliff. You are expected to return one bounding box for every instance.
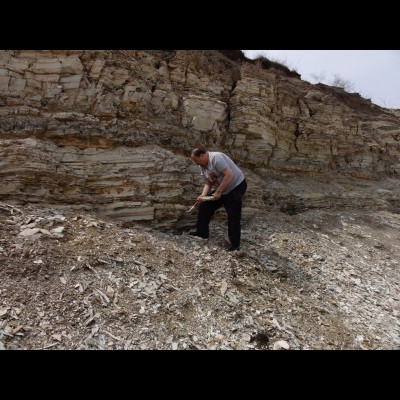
[0,50,399,229]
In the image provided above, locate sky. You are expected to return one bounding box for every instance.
[243,50,400,110]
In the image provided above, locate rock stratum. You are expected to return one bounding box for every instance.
[1,50,400,230]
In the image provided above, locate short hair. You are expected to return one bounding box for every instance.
[192,148,206,157]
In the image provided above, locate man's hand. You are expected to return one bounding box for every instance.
[213,190,221,200]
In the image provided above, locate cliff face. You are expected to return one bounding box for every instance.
[1,50,399,228]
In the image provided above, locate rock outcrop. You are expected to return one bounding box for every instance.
[0,50,399,229]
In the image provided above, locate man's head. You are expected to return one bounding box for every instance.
[191,148,209,166]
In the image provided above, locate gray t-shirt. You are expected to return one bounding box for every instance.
[200,152,245,194]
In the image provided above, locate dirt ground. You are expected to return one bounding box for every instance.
[1,201,399,350]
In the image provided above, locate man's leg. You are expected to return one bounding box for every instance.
[195,198,223,238]
[224,180,247,248]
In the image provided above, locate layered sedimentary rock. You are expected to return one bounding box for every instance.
[229,63,400,173]
[0,50,399,228]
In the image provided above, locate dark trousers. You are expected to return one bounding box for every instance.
[196,179,247,248]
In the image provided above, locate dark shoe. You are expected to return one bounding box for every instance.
[189,232,209,239]
[227,246,240,252]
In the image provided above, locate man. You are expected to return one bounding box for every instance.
[190,148,247,252]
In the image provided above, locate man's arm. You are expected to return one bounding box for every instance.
[213,167,233,200]
[194,180,212,206]
[200,180,212,197]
